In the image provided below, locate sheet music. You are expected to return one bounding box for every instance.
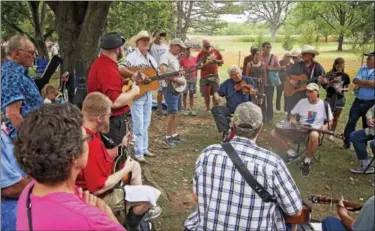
[124,185,161,206]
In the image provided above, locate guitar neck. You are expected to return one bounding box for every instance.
[322,198,362,209]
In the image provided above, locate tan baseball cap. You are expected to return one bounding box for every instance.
[306,83,320,92]
[232,102,263,132]
[170,38,187,48]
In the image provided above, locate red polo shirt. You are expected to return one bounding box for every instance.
[76,127,113,192]
[87,54,129,116]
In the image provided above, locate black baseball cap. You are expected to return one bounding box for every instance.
[364,51,375,57]
[100,32,125,50]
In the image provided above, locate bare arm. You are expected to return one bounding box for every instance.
[337,208,355,231]
[353,78,375,88]
[213,92,222,105]
[93,167,129,196]
[5,101,23,130]
[1,178,30,198]
[112,86,140,109]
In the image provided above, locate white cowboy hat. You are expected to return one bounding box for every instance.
[127,30,150,47]
[301,45,319,55]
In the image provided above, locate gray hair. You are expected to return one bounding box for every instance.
[6,34,28,54]
[227,65,241,75]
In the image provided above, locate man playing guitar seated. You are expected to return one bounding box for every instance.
[271,83,333,176]
[212,65,256,139]
[76,92,161,230]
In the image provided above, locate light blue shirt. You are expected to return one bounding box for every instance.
[1,131,27,231]
[355,66,375,100]
[352,196,374,231]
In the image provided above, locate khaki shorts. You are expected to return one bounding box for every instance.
[101,188,135,225]
[200,74,220,97]
[183,80,197,94]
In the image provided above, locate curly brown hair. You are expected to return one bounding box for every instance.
[14,103,84,184]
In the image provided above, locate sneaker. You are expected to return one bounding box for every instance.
[191,110,197,116]
[285,155,300,164]
[144,151,156,157]
[329,135,334,141]
[135,156,148,163]
[275,109,280,113]
[183,110,190,116]
[300,162,311,176]
[350,166,375,174]
[163,137,176,148]
[142,205,162,221]
[172,135,186,143]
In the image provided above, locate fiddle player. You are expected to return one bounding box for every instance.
[212,65,256,137]
[76,92,161,229]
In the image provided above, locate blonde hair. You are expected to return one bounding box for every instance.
[41,84,58,99]
[82,92,112,118]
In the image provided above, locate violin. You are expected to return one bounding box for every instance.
[234,79,257,95]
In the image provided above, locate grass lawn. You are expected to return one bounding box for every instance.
[147,40,374,230]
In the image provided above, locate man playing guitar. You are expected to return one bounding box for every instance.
[286,45,325,114]
[119,30,158,163]
[271,83,333,176]
[76,92,161,229]
[196,39,224,113]
[159,38,187,148]
[88,32,140,147]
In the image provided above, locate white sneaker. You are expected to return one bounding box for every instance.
[287,149,298,157]
[329,135,334,141]
[142,205,162,221]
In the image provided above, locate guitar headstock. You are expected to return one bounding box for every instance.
[309,195,335,205]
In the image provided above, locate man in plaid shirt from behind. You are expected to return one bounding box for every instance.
[184,102,303,231]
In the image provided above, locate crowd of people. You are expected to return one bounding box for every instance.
[1,30,374,231]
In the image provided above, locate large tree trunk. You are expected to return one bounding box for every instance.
[270,24,277,42]
[28,1,49,59]
[46,1,112,103]
[176,1,183,38]
[337,34,344,51]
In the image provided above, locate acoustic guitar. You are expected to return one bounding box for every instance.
[284,74,313,97]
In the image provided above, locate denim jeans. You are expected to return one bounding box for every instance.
[322,216,348,231]
[350,129,375,160]
[276,82,286,112]
[344,98,375,145]
[130,91,152,158]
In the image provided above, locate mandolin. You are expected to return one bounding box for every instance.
[309,195,362,211]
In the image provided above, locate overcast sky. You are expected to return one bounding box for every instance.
[220,14,247,23]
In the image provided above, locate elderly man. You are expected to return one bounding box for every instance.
[119,31,158,163]
[1,34,40,230]
[88,32,140,147]
[149,30,169,115]
[286,45,325,114]
[196,39,224,113]
[349,105,375,173]
[76,92,161,229]
[343,52,375,149]
[185,102,302,231]
[159,38,187,148]
[271,83,333,176]
[212,65,256,136]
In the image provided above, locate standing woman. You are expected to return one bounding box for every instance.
[277,52,293,114]
[321,57,351,140]
[245,47,266,117]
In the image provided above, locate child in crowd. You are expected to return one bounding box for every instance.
[41,84,58,104]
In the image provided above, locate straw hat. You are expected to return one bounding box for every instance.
[127,30,151,47]
[301,45,319,55]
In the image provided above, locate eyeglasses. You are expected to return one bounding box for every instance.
[18,48,36,56]
[266,46,272,49]
[83,134,93,143]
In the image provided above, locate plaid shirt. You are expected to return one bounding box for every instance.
[184,137,302,231]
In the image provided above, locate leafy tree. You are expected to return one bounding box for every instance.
[243,1,293,42]
[282,35,295,51]
[1,1,54,58]
[106,2,173,40]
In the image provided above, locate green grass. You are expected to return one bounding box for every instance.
[149,39,373,230]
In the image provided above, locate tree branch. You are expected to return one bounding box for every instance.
[1,16,35,43]
[43,28,54,40]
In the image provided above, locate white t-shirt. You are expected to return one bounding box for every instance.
[149,43,169,67]
[44,98,52,104]
[291,98,333,129]
[159,51,181,87]
[121,48,157,69]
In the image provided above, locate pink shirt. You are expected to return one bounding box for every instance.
[261,53,280,86]
[180,56,197,80]
[16,181,126,231]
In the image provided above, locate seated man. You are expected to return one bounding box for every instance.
[76,92,161,230]
[1,130,29,231]
[212,65,256,136]
[271,83,333,176]
[185,102,302,231]
[349,105,375,173]
[322,196,374,231]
